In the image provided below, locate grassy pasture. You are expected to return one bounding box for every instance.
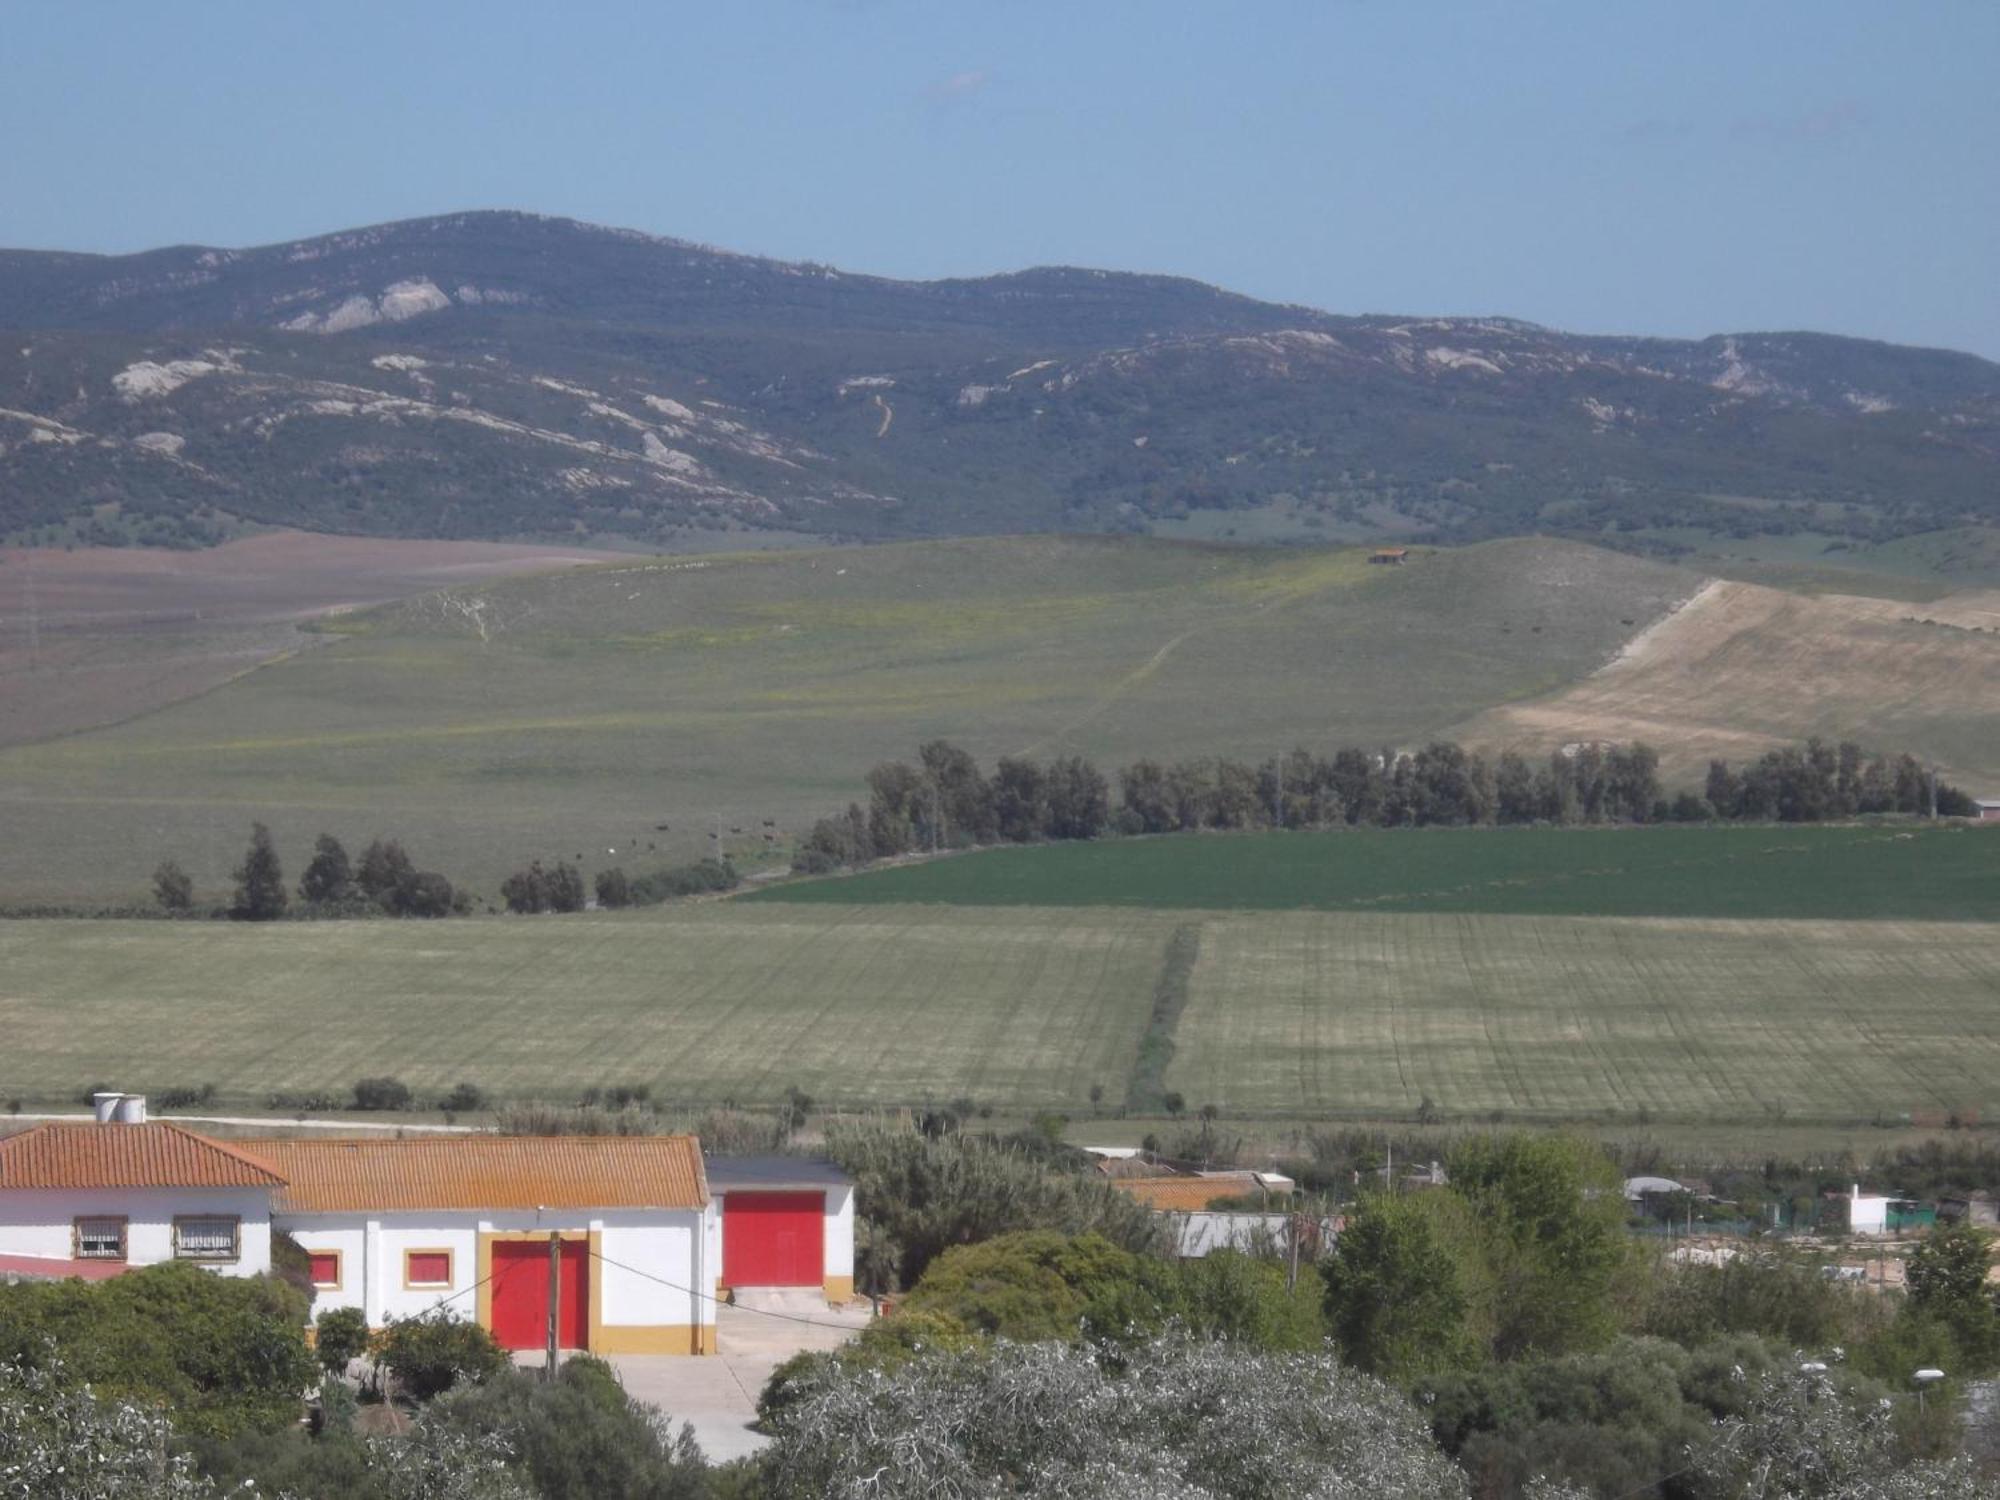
[1170,912,2000,1119]
[0,534,1697,904]
[0,907,1168,1111]
[749,824,2000,921]
[0,899,1996,1125]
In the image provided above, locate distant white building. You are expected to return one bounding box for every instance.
[1844,1184,1892,1236]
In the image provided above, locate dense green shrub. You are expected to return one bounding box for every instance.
[315,1306,372,1375]
[824,1119,1171,1288]
[894,1230,1179,1344]
[760,1332,1469,1499]
[0,1261,314,1439]
[1635,1250,1887,1353]
[1323,1188,1494,1381]
[0,1356,218,1498]
[352,1075,413,1111]
[378,1312,508,1401]
[626,857,739,905]
[427,1356,711,1499]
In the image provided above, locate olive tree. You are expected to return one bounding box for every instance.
[759,1331,1471,1499]
[0,1357,218,1498]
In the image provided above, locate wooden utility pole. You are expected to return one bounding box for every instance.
[544,1233,560,1382]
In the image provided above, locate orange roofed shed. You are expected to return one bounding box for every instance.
[241,1134,709,1214]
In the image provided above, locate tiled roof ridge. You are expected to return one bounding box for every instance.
[0,1121,288,1188]
[153,1122,288,1183]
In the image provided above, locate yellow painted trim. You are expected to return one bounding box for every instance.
[588,1229,603,1354]
[475,1230,597,1352]
[823,1274,855,1303]
[402,1246,455,1290]
[593,1323,712,1355]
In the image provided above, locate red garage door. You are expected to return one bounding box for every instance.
[724,1191,823,1287]
[489,1239,589,1350]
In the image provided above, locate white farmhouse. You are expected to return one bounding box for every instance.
[0,1098,857,1355]
[0,1118,280,1279]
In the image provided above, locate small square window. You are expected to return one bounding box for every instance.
[307,1251,341,1288]
[175,1216,239,1261]
[75,1217,126,1260]
[405,1250,452,1287]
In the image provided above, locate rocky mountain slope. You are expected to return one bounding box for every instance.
[3,211,1997,549]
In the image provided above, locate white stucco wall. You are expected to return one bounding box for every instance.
[0,1187,272,1275]
[824,1185,854,1278]
[1849,1193,1891,1235]
[281,1207,714,1335]
[598,1213,704,1331]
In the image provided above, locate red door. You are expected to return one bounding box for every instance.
[489,1239,589,1350]
[724,1192,824,1287]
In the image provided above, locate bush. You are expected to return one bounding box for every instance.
[0,1260,315,1439]
[156,1083,218,1110]
[1635,1249,1887,1353]
[439,1082,488,1114]
[594,867,632,909]
[315,1306,371,1375]
[824,1120,1171,1289]
[152,858,194,912]
[378,1312,507,1402]
[352,1076,413,1112]
[626,857,739,905]
[502,859,585,914]
[759,1331,1469,1499]
[0,1355,218,1498]
[896,1231,1178,1345]
[426,1356,711,1499]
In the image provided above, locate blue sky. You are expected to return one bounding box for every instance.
[4,1,1995,357]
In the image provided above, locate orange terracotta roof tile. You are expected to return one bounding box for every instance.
[1114,1172,1274,1213]
[0,1123,286,1190]
[244,1135,708,1214]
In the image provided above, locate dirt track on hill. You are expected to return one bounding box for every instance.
[1452,578,2000,786]
[0,532,629,746]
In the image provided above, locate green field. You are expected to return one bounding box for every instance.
[0,908,1165,1110]
[751,824,2000,921]
[1,896,1997,1125]
[0,535,1699,904]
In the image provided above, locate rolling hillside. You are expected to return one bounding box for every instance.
[3,532,1997,907]
[4,211,1998,551]
[0,534,1695,904]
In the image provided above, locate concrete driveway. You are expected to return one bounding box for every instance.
[609,1296,873,1464]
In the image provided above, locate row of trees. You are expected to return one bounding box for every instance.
[153,832,741,920]
[500,855,740,913]
[153,827,469,921]
[1706,741,1976,822]
[795,735,1976,873]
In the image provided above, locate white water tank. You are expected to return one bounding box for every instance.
[93,1091,123,1124]
[115,1094,148,1124]
[92,1092,148,1124]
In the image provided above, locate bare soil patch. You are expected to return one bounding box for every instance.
[1453,579,2000,787]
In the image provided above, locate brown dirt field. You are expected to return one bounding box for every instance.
[0,532,632,746]
[1452,578,2000,788]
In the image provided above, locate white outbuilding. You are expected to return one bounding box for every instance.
[0,1103,859,1354]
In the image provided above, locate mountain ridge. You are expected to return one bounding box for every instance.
[2,210,1996,551]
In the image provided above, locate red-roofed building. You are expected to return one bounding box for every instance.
[0,1095,856,1356]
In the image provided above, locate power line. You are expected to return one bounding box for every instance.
[586,1244,867,1333]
